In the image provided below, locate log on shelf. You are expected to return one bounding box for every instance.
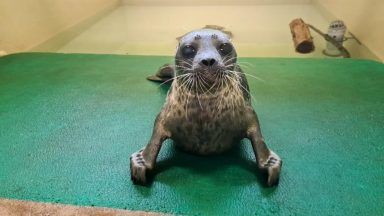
[289,18,315,54]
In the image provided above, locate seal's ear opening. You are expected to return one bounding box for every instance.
[146,64,174,83]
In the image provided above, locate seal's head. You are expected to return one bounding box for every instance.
[175,29,237,91]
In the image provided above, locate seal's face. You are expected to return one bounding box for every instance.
[175,29,237,91]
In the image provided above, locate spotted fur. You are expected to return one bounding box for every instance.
[130,29,282,186]
[160,69,249,154]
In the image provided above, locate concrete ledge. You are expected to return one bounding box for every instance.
[0,198,162,216]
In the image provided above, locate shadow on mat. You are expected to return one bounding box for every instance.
[148,142,273,188]
[144,84,275,188]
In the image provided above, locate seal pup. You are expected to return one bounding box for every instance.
[130,29,282,186]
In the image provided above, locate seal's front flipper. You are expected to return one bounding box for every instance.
[146,64,175,83]
[130,115,170,185]
[130,149,149,185]
[247,119,282,187]
[258,151,282,186]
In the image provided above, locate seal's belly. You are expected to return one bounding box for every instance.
[167,109,245,155]
[163,83,249,155]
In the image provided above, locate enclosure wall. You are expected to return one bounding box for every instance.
[313,0,384,62]
[0,0,120,55]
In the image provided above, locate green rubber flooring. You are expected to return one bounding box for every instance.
[0,53,383,215]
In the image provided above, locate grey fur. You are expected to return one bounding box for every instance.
[130,29,282,186]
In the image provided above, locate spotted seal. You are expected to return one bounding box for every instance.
[130,29,282,186]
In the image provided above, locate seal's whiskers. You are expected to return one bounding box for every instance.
[227,69,265,82]
[237,61,254,68]
[159,73,191,88]
[225,71,258,105]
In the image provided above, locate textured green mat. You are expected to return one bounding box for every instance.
[0,53,383,215]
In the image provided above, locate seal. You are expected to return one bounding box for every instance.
[130,29,282,186]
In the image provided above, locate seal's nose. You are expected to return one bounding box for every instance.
[200,58,217,67]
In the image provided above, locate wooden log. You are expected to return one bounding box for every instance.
[289,18,315,53]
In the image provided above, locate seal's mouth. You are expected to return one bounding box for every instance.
[195,67,224,82]
[193,64,236,86]
[176,60,238,94]
[190,65,237,92]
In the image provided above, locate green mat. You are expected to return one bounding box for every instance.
[0,53,383,215]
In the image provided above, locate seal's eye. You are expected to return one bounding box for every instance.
[219,43,233,55]
[181,45,196,58]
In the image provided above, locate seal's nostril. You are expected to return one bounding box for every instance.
[201,58,216,67]
[202,59,209,66]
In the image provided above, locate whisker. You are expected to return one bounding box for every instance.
[196,73,207,94]
[175,65,192,70]
[159,73,191,88]
[237,61,254,68]
[181,74,194,92]
[225,74,258,105]
[194,75,203,110]
[175,58,193,67]
[223,56,237,65]
[197,72,216,95]
[236,63,251,69]
[204,72,220,94]
[226,70,265,82]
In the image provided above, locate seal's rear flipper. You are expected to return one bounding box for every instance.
[146,64,175,83]
[146,75,172,83]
